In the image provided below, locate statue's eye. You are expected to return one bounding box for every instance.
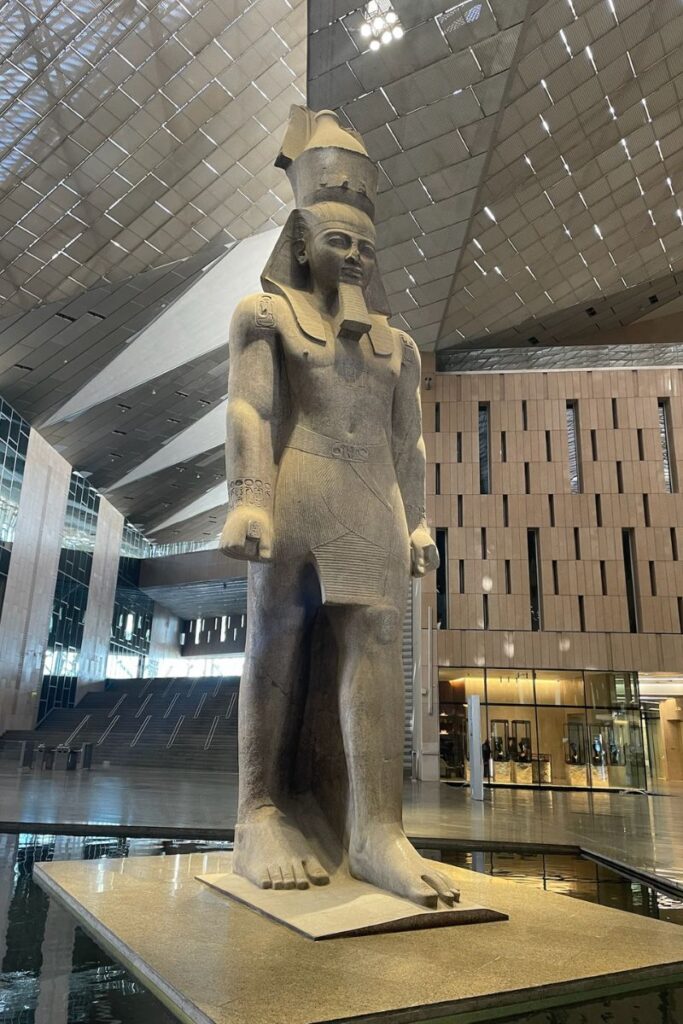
[327,234,350,248]
[359,242,376,259]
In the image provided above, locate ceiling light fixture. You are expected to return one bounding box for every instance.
[360,1,403,51]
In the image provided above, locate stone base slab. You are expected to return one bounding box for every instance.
[35,852,683,1024]
[197,853,506,939]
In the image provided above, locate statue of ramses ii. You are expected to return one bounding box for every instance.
[220,106,457,908]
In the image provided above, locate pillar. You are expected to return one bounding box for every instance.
[146,602,182,676]
[0,429,71,730]
[77,496,124,701]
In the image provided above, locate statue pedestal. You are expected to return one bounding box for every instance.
[35,852,683,1024]
[197,854,505,939]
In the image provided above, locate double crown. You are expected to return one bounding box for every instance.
[275,107,378,220]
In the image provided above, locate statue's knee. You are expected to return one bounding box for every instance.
[361,605,401,646]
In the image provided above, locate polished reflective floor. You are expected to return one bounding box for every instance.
[2,832,683,1024]
[3,766,683,892]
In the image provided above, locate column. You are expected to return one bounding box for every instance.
[146,602,182,676]
[0,429,71,730]
[0,834,18,968]
[77,496,124,702]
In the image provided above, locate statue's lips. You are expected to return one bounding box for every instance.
[340,267,363,281]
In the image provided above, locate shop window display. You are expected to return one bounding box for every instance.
[438,667,646,791]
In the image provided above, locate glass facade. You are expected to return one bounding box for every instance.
[108,523,154,678]
[0,397,30,617]
[439,667,646,791]
[39,473,100,720]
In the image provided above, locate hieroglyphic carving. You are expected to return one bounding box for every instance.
[227,478,272,509]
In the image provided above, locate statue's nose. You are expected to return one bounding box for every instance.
[346,245,360,263]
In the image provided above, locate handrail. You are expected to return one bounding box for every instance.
[64,716,91,747]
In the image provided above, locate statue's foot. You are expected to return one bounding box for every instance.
[349,824,459,908]
[233,806,329,890]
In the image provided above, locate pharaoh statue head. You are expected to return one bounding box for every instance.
[261,107,391,342]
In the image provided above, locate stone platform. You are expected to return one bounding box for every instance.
[197,853,506,939]
[35,852,683,1024]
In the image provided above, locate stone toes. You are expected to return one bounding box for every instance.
[268,864,284,889]
[422,872,457,905]
[303,856,330,886]
[292,863,309,890]
[409,879,439,908]
[281,865,296,890]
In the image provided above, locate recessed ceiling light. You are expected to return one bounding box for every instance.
[373,16,385,30]
[369,38,380,50]
[381,29,392,43]
[361,22,372,37]
[392,25,403,38]
[386,10,398,23]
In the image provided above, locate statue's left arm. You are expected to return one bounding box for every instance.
[391,333,439,578]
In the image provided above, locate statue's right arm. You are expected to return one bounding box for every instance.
[220,294,282,561]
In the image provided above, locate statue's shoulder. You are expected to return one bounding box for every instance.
[230,292,288,337]
[390,326,421,370]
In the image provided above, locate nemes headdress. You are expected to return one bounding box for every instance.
[261,106,391,335]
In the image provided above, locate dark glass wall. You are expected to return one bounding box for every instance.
[39,473,100,720]
[0,397,30,616]
[109,523,154,674]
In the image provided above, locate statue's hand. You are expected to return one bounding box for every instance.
[410,525,439,578]
[220,507,273,562]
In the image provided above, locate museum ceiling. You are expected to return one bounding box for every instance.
[1,0,683,542]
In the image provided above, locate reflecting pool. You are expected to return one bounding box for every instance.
[1,833,682,1023]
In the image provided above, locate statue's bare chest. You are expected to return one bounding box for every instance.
[280,327,401,408]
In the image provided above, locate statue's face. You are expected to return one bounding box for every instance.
[300,209,376,295]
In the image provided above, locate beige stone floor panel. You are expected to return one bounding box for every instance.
[35,852,683,1024]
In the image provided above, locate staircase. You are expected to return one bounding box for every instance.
[0,676,240,771]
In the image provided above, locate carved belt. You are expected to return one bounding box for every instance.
[286,425,391,464]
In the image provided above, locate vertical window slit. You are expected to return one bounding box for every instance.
[595,493,602,527]
[574,527,581,560]
[435,462,441,495]
[578,595,586,632]
[643,493,650,527]
[502,494,509,527]
[622,528,639,634]
[548,494,555,527]
[658,398,677,492]
[600,560,607,595]
[527,528,542,632]
[566,400,582,493]
[505,559,511,594]
[591,429,598,461]
[616,461,623,493]
[479,402,490,495]
[435,528,448,628]
[552,560,559,595]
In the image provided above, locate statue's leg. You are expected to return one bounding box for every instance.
[330,603,458,908]
[233,559,329,890]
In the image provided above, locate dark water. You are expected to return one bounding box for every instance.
[1,833,682,1023]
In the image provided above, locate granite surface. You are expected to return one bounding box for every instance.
[35,851,683,1024]
[197,854,506,938]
